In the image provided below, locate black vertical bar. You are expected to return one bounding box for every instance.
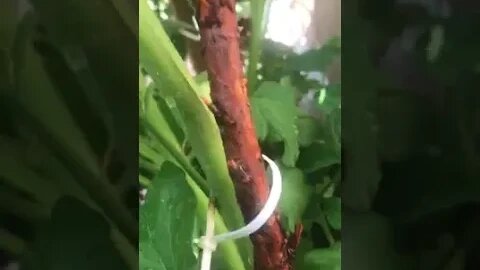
[342,0,480,269]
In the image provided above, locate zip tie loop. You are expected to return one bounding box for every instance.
[198,154,282,270]
[213,154,282,243]
[199,154,282,243]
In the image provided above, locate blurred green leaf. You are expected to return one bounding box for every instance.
[0,185,50,222]
[13,11,101,179]
[140,162,197,270]
[0,139,61,206]
[296,116,321,147]
[323,197,341,230]
[298,106,340,172]
[193,72,211,102]
[318,84,341,115]
[277,165,311,232]
[139,4,248,255]
[293,237,314,270]
[342,211,410,270]
[138,146,246,270]
[22,197,130,270]
[141,58,208,193]
[298,141,340,173]
[236,1,251,18]
[10,15,137,239]
[303,243,341,270]
[251,81,299,166]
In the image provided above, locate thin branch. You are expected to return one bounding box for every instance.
[197,0,298,268]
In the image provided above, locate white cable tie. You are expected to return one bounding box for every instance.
[197,154,282,270]
[200,154,282,245]
[213,154,282,243]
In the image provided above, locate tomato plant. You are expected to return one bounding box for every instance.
[139,0,340,269]
[0,0,341,269]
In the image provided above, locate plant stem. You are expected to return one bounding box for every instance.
[139,0,247,255]
[199,201,216,270]
[317,210,335,246]
[111,228,139,270]
[197,1,294,268]
[149,125,208,190]
[247,0,267,94]
[143,86,209,192]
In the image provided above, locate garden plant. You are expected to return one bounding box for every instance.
[139,0,341,269]
[0,0,341,269]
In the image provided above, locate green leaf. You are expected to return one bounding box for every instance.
[143,83,183,152]
[139,138,166,166]
[298,141,340,173]
[317,84,341,115]
[28,0,139,193]
[285,37,341,72]
[139,155,246,270]
[323,197,341,230]
[0,186,50,221]
[193,72,211,102]
[251,104,268,140]
[0,137,97,209]
[298,108,340,172]
[237,1,251,17]
[303,243,341,270]
[10,13,137,240]
[296,116,322,147]
[293,237,314,270]
[277,165,311,232]
[22,197,131,270]
[139,4,248,258]
[140,162,198,270]
[0,139,60,206]
[251,81,299,166]
[342,211,410,270]
[141,80,208,192]
[13,10,100,181]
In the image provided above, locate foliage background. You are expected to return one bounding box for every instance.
[342,1,480,269]
[1,0,138,268]
[139,0,341,269]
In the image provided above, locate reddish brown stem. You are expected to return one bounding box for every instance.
[197,0,300,269]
